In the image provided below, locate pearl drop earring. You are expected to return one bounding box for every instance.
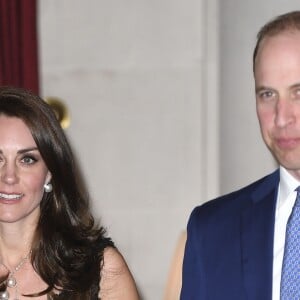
[44,183,53,193]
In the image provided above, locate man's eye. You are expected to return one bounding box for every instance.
[260,90,274,98]
[292,88,300,99]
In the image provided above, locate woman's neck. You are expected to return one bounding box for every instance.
[0,222,34,268]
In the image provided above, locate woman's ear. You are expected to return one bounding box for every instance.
[45,171,52,184]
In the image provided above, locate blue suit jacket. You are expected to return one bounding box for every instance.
[180,170,280,300]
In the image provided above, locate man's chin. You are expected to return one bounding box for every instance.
[272,149,300,169]
[278,160,300,174]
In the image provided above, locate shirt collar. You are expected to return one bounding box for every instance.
[279,166,300,207]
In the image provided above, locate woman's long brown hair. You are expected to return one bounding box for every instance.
[0,87,113,298]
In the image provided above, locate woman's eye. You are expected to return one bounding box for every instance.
[21,156,37,165]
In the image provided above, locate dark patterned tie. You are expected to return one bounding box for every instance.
[280,186,300,299]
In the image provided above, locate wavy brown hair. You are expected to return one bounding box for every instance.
[0,86,113,299]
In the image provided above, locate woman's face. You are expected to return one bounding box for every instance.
[0,115,51,224]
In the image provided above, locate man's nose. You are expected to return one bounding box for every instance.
[274,99,295,128]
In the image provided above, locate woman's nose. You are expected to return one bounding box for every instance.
[0,162,19,185]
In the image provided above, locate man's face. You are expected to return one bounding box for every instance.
[255,31,300,180]
[254,31,300,179]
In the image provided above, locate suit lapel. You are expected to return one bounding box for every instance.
[241,170,279,300]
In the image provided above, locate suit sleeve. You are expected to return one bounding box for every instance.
[180,206,205,299]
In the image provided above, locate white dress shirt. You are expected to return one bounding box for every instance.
[272,166,300,300]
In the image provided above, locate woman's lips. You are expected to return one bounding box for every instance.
[0,193,23,200]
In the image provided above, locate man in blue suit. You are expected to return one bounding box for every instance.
[181,11,300,300]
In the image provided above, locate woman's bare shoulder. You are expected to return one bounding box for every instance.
[99,247,140,299]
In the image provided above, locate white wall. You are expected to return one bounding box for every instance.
[38,1,218,299]
[38,1,300,298]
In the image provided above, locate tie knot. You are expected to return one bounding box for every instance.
[295,186,300,206]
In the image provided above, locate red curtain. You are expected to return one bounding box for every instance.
[0,0,39,93]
